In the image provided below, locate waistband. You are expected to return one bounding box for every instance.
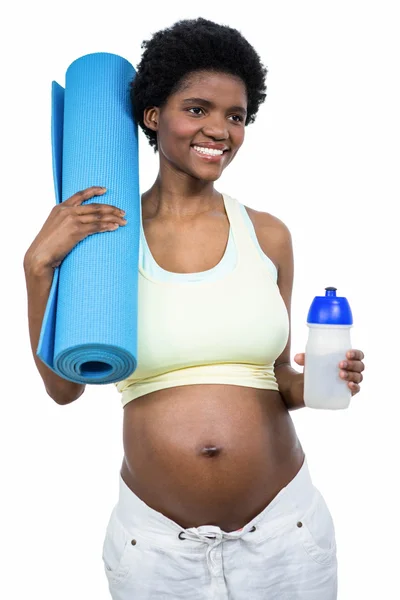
[115,456,315,551]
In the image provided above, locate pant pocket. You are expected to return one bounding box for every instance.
[296,488,337,566]
[102,507,137,586]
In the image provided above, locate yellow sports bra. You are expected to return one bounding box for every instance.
[115,193,289,406]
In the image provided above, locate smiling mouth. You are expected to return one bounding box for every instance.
[191,146,229,161]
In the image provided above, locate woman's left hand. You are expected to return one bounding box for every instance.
[294,349,365,396]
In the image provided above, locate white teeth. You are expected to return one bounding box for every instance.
[193,145,224,156]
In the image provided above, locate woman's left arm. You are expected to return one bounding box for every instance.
[267,217,304,410]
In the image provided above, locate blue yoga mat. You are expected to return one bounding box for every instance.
[37,52,140,384]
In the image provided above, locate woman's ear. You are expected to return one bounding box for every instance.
[143,107,159,131]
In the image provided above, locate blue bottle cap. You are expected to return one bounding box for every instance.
[307,287,353,325]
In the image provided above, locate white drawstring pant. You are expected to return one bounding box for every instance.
[102,457,338,599]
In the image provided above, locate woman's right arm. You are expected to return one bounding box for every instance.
[23,186,127,405]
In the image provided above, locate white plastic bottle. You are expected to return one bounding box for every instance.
[304,287,353,410]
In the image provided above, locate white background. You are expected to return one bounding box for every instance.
[1,0,398,598]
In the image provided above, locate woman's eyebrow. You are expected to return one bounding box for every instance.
[181,97,247,116]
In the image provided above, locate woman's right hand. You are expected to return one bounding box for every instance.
[24,186,127,271]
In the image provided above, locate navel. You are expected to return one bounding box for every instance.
[200,446,223,458]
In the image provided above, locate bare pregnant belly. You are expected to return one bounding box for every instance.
[121,385,304,532]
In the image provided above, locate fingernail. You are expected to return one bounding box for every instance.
[341,361,348,368]
[349,351,355,359]
[340,371,347,379]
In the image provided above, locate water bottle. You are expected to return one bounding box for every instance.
[304,287,353,410]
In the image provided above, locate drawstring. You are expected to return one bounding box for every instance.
[178,525,256,540]
[178,525,256,576]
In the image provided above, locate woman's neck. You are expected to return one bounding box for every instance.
[142,175,221,220]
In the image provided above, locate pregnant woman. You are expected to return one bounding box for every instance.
[24,18,365,600]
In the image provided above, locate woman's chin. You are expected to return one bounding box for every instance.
[189,163,226,182]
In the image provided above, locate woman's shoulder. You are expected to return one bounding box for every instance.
[239,203,293,275]
[241,203,292,250]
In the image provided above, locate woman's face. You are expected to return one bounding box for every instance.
[145,71,247,182]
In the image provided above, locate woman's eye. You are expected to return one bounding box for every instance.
[188,107,204,115]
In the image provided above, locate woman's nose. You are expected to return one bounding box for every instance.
[201,115,229,140]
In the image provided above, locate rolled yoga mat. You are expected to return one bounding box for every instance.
[37,52,140,384]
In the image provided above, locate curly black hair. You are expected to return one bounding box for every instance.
[130,18,268,152]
